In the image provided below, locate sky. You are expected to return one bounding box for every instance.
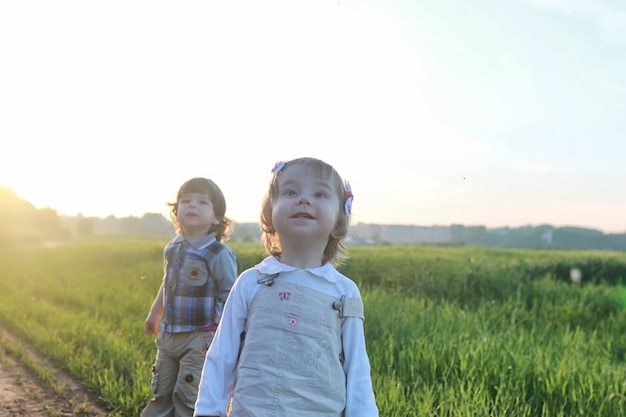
[1,0,625,233]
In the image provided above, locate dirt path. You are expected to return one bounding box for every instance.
[0,329,110,416]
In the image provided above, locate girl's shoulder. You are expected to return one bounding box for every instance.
[228,266,265,302]
[321,264,361,295]
[238,266,261,281]
[334,273,362,298]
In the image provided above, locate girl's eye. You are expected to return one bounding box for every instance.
[283,190,297,197]
[314,192,328,199]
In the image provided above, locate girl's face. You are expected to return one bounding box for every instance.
[272,164,340,243]
[176,192,220,237]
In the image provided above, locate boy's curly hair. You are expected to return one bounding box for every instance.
[167,177,233,241]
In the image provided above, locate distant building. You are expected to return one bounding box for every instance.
[227,222,452,245]
[348,223,452,245]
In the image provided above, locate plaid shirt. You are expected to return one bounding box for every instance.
[160,233,237,333]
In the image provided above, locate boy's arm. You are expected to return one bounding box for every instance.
[212,247,238,304]
[144,283,164,335]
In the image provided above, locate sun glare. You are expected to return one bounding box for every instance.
[3,0,431,223]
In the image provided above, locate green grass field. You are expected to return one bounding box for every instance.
[1,236,625,416]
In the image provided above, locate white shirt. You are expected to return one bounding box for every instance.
[194,256,379,417]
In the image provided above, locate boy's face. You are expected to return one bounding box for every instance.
[176,192,220,236]
[271,164,340,243]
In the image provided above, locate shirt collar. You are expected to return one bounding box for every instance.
[173,232,217,250]
[255,256,340,283]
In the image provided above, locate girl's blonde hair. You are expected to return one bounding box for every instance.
[167,177,233,241]
[260,157,351,267]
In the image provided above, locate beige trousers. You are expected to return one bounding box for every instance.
[141,330,215,417]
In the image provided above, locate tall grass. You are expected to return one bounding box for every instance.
[0,236,625,416]
[365,286,626,416]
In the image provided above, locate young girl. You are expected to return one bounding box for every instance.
[142,177,238,417]
[194,158,379,417]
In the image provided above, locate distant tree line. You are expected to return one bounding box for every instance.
[61,213,174,238]
[1,186,625,250]
[448,224,626,251]
[0,187,70,246]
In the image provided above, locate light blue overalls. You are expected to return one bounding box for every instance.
[231,274,363,417]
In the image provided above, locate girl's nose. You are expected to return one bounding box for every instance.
[297,195,311,205]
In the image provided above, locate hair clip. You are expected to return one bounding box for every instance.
[271,161,285,175]
[344,180,353,216]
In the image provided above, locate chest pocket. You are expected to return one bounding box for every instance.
[181,259,208,287]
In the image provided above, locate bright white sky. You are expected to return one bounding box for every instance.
[1,0,625,233]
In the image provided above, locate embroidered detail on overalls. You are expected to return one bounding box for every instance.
[305,340,329,369]
[279,291,291,301]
